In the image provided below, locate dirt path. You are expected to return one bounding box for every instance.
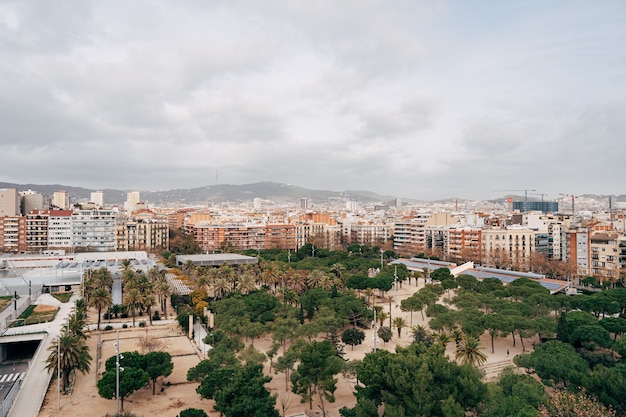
[37,279,533,416]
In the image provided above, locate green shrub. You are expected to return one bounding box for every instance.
[153,311,161,321]
[139,321,146,328]
[104,325,113,331]
[122,324,128,329]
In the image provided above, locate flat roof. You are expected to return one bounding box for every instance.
[176,254,259,267]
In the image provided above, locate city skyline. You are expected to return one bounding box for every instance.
[1,1,624,200]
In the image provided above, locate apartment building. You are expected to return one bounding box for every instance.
[481,227,537,270]
[295,212,342,250]
[447,227,482,263]
[0,216,26,252]
[72,209,116,251]
[126,191,141,213]
[26,210,50,252]
[342,221,393,246]
[21,190,50,215]
[589,232,620,282]
[47,210,73,249]
[52,190,70,210]
[0,188,19,217]
[116,218,169,251]
[265,224,297,250]
[393,214,430,255]
[193,223,266,252]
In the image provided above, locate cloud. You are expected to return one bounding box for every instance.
[0,1,625,200]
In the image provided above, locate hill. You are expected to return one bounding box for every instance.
[0,181,396,206]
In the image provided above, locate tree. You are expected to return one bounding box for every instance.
[214,363,280,417]
[178,409,209,417]
[46,330,92,393]
[123,287,143,327]
[393,317,407,338]
[377,326,392,345]
[144,351,174,395]
[291,340,344,415]
[98,367,149,412]
[89,287,112,331]
[514,340,589,388]
[539,388,616,417]
[350,343,486,416]
[342,328,365,350]
[455,335,487,367]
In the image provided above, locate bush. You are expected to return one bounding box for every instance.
[139,321,146,328]
[104,325,113,331]
[153,311,161,321]
[138,311,144,317]
[103,312,111,320]
[178,408,208,417]
[121,313,129,319]
[122,324,128,329]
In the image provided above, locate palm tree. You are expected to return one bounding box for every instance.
[122,267,137,289]
[437,333,452,346]
[154,277,171,317]
[123,287,143,327]
[287,270,308,295]
[393,317,407,338]
[182,259,195,277]
[147,267,163,283]
[109,304,123,319]
[94,267,113,290]
[317,274,336,291]
[65,309,89,341]
[46,330,92,393]
[237,271,257,295]
[218,264,237,291]
[143,291,156,325]
[279,287,298,306]
[307,270,327,289]
[455,335,487,367]
[89,287,112,330]
[260,261,280,292]
[452,329,464,347]
[212,277,229,300]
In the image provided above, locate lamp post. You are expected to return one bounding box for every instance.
[115,331,120,414]
[373,308,377,352]
[57,336,61,410]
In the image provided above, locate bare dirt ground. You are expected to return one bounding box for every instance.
[37,278,535,417]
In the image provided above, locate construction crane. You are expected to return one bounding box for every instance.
[528,193,548,204]
[492,189,536,201]
[559,193,576,215]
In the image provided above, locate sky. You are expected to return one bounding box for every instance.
[0,1,625,201]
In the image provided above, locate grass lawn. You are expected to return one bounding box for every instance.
[51,292,73,303]
[12,304,59,327]
[0,296,12,311]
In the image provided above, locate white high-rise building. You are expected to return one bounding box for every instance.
[53,190,70,210]
[126,191,140,213]
[91,191,104,208]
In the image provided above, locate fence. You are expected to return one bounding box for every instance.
[0,378,21,417]
[0,287,44,333]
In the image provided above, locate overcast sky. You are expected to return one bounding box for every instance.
[1,1,624,200]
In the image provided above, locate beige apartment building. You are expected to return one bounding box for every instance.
[116,218,169,252]
[481,227,536,270]
[0,188,19,217]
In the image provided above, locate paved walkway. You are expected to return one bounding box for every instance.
[6,293,78,417]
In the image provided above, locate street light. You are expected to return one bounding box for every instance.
[57,336,61,410]
[115,331,121,414]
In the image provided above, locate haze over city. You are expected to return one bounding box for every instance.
[1,1,624,200]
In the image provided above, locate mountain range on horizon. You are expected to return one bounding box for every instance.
[0,181,623,210]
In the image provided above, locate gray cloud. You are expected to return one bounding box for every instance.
[0,1,625,199]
